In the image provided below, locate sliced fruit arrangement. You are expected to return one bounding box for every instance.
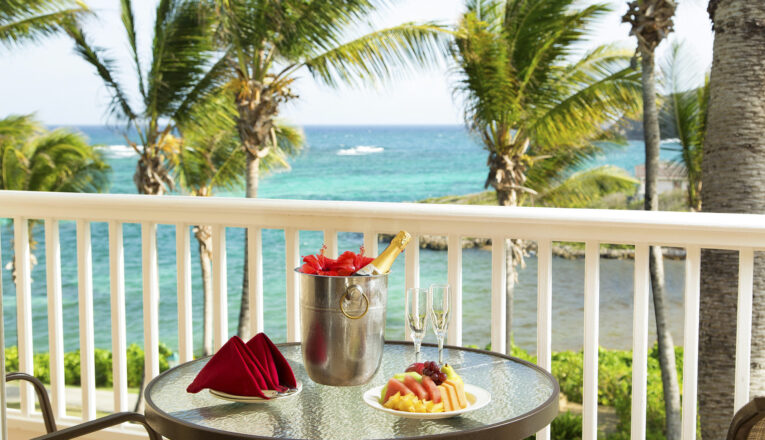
[379,362,468,413]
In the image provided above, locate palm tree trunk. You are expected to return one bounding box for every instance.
[238,151,260,338]
[700,2,765,437]
[134,152,171,195]
[642,51,682,439]
[194,225,214,356]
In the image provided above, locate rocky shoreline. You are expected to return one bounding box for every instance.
[380,234,686,260]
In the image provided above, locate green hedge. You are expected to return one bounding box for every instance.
[4,343,173,388]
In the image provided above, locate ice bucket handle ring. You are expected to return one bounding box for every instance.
[340,285,369,320]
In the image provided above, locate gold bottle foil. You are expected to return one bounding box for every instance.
[354,230,411,275]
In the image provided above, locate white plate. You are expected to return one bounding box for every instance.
[363,383,491,419]
[209,381,302,403]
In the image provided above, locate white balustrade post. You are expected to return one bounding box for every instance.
[491,236,507,354]
[535,239,552,440]
[248,227,264,336]
[323,229,338,258]
[404,234,420,342]
[44,219,66,418]
[583,241,600,440]
[76,220,96,421]
[682,246,701,440]
[212,225,228,351]
[109,221,128,413]
[364,231,378,257]
[285,228,300,342]
[447,235,462,346]
[141,222,160,387]
[176,224,193,364]
[631,244,650,439]
[12,218,33,417]
[734,248,754,413]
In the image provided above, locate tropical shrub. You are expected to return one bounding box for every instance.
[5,343,172,388]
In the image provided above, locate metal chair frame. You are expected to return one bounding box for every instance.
[729,397,765,440]
[5,373,161,440]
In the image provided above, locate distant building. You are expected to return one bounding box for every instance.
[634,161,687,199]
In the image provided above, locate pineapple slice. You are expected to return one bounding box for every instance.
[382,390,445,413]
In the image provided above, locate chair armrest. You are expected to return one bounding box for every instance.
[6,372,56,434]
[31,412,161,440]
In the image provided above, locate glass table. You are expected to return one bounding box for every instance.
[144,341,559,440]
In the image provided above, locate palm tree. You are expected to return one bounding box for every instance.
[0,114,109,192]
[659,41,708,212]
[0,0,87,47]
[622,1,680,438]
[0,114,110,278]
[172,92,303,355]
[451,0,642,346]
[213,0,450,337]
[66,0,226,195]
[699,1,765,438]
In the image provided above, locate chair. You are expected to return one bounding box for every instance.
[5,373,161,440]
[728,397,765,440]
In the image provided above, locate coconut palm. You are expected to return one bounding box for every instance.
[699,2,765,438]
[66,0,226,195]
[451,0,642,346]
[172,92,303,355]
[0,0,88,47]
[213,0,450,337]
[659,41,708,212]
[0,114,109,192]
[0,114,110,278]
[623,1,680,437]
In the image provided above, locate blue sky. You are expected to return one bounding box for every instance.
[0,0,713,126]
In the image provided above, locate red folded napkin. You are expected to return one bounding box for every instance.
[186,336,272,398]
[246,333,297,389]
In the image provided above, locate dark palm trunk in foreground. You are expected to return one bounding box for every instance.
[700,1,765,437]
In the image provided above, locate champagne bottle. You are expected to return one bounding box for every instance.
[354,231,412,275]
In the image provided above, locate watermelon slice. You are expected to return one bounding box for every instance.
[403,375,428,401]
[421,375,441,403]
[383,378,413,403]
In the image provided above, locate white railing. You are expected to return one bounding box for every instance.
[0,190,764,439]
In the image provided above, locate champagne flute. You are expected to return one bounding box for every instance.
[428,284,450,365]
[405,287,428,363]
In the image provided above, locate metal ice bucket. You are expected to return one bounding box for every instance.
[297,269,387,386]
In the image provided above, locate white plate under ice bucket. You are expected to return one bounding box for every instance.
[209,381,302,403]
[362,383,491,419]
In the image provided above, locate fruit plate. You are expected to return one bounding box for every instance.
[209,381,302,403]
[362,384,491,419]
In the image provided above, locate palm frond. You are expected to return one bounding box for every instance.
[305,22,450,87]
[66,24,138,122]
[120,0,146,100]
[533,165,637,208]
[530,46,642,149]
[260,122,305,172]
[0,0,88,47]
[658,39,708,210]
[147,0,217,124]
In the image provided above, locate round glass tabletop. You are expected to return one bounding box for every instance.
[145,342,558,440]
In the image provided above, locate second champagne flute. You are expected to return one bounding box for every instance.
[428,284,450,365]
[405,287,428,362]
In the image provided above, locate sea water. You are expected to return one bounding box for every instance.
[0,125,685,354]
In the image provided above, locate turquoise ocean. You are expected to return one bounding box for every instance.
[1,125,686,355]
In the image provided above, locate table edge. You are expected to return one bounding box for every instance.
[144,340,560,440]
